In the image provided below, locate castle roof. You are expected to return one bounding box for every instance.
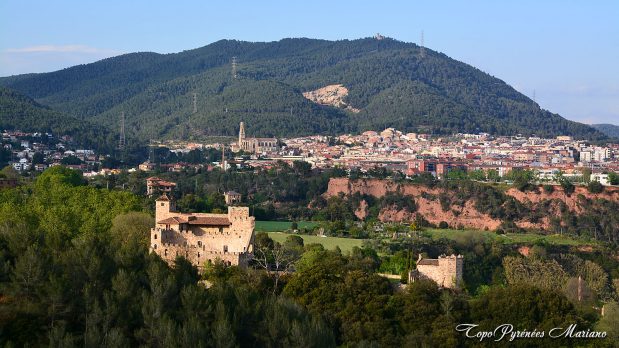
[417,259,439,266]
[156,193,170,201]
[157,215,231,226]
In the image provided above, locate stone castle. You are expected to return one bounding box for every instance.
[150,194,255,269]
[409,254,463,289]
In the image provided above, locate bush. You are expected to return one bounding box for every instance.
[587,181,604,194]
[543,184,554,193]
[438,221,449,229]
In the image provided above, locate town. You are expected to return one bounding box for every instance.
[3,122,618,186]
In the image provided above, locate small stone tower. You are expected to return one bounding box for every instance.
[155,194,176,222]
[238,122,246,148]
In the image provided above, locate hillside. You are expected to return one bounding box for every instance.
[592,123,619,138]
[0,37,608,142]
[0,87,114,151]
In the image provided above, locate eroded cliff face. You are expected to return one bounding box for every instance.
[325,178,619,230]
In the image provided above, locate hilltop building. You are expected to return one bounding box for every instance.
[146,177,176,197]
[237,122,278,154]
[150,194,255,269]
[224,190,242,205]
[408,254,463,289]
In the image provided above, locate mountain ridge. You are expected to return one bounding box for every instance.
[0,37,610,142]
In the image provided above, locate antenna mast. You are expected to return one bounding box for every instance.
[119,112,126,150]
[231,56,238,79]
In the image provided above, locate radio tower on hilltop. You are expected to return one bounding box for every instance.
[118,112,126,150]
[231,56,238,79]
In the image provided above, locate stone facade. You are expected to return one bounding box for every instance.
[224,191,242,205]
[150,194,255,270]
[409,254,463,289]
[238,121,278,154]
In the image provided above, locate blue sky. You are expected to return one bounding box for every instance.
[1,0,618,124]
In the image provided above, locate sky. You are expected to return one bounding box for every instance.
[1,0,618,125]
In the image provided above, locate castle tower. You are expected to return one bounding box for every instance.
[239,122,245,148]
[155,194,176,222]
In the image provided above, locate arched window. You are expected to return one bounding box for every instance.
[164,249,168,256]
[153,244,157,249]
[154,234,157,240]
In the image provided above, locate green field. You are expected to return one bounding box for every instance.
[255,221,318,232]
[422,229,596,246]
[266,232,365,253]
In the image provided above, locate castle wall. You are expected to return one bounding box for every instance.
[150,204,254,270]
[414,255,463,289]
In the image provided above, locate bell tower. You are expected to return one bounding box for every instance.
[238,121,245,148]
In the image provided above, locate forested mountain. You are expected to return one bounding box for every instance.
[0,37,608,142]
[0,87,114,151]
[592,124,619,139]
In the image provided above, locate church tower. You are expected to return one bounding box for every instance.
[238,122,246,148]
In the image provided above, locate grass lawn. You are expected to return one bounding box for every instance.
[266,232,365,253]
[422,228,597,246]
[255,221,318,232]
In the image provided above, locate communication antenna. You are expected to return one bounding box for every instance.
[420,30,426,59]
[231,56,238,79]
[193,92,197,114]
[118,112,126,150]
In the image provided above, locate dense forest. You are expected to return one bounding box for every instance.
[1,167,618,347]
[0,38,609,144]
[0,87,117,152]
[593,124,619,139]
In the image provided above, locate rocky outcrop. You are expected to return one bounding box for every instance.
[302,84,360,113]
[325,178,619,231]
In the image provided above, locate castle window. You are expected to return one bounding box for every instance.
[153,244,157,249]
[154,234,157,240]
[164,249,168,256]
[219,227,223,233]
[223,245,228,253]
[160,202,164,206]
[198,252,200,258]
[197,241,202,247]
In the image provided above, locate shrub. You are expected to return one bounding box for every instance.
[587,181,603,194]
[438,221,449,229]
[543,184,554,193]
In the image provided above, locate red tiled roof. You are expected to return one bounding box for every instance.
[157,216,184,224]
[417,259,439,266]
[187,217,230,226]
[157,215,231,226]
